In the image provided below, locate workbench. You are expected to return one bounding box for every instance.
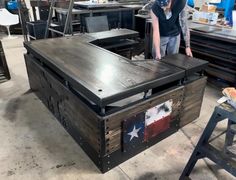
[181,22,236,85]
[76,7,139,31]
[30,0,143,31]
[24,32,208,172]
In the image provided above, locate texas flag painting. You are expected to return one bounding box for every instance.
[123,112,145,152]
[144,100,173,141]
[123,100,173,151]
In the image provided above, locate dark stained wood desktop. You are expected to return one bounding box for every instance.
[24,35,185,107]
[162,54,208,76]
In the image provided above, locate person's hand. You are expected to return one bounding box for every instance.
[185,47,193,57]
[155,52,162,60]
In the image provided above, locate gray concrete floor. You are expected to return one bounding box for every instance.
[0,36,235,180]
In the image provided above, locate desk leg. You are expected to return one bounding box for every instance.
[180,109,224,179]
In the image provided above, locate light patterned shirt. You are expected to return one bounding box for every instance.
[179,6,191,48]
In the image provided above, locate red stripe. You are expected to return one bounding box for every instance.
[144,116,171,141]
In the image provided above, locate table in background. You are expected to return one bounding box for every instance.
[180,22,236,86]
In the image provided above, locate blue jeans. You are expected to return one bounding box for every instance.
[152,34,180,58]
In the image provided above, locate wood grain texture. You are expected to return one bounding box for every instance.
[24,36,185,107]
[25,54,102,152]
[162,54,208,76]
[180,76,207,127]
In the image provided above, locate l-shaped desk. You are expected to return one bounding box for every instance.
[24,29,208,173]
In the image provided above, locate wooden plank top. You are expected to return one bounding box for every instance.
[162,54,208,76]
[24,36,185,107]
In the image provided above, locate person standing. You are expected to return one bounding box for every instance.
[151,0,193,59]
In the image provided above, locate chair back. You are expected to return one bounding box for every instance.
[0,8,19,26]
[85,16,109,33]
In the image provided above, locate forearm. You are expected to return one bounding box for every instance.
[179,6,191,48]
[153,30,161,55]
[151,10,161,58]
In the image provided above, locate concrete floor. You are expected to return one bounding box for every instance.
[0,36,235,180]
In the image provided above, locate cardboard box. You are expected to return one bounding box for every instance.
[201,4,217,13]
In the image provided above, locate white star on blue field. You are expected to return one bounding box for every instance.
[128,125,141,141]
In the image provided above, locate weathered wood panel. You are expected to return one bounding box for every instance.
[25,54,102,152]
[106,128,122,154]
[180,76,207,127]
[105,86,184,153]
